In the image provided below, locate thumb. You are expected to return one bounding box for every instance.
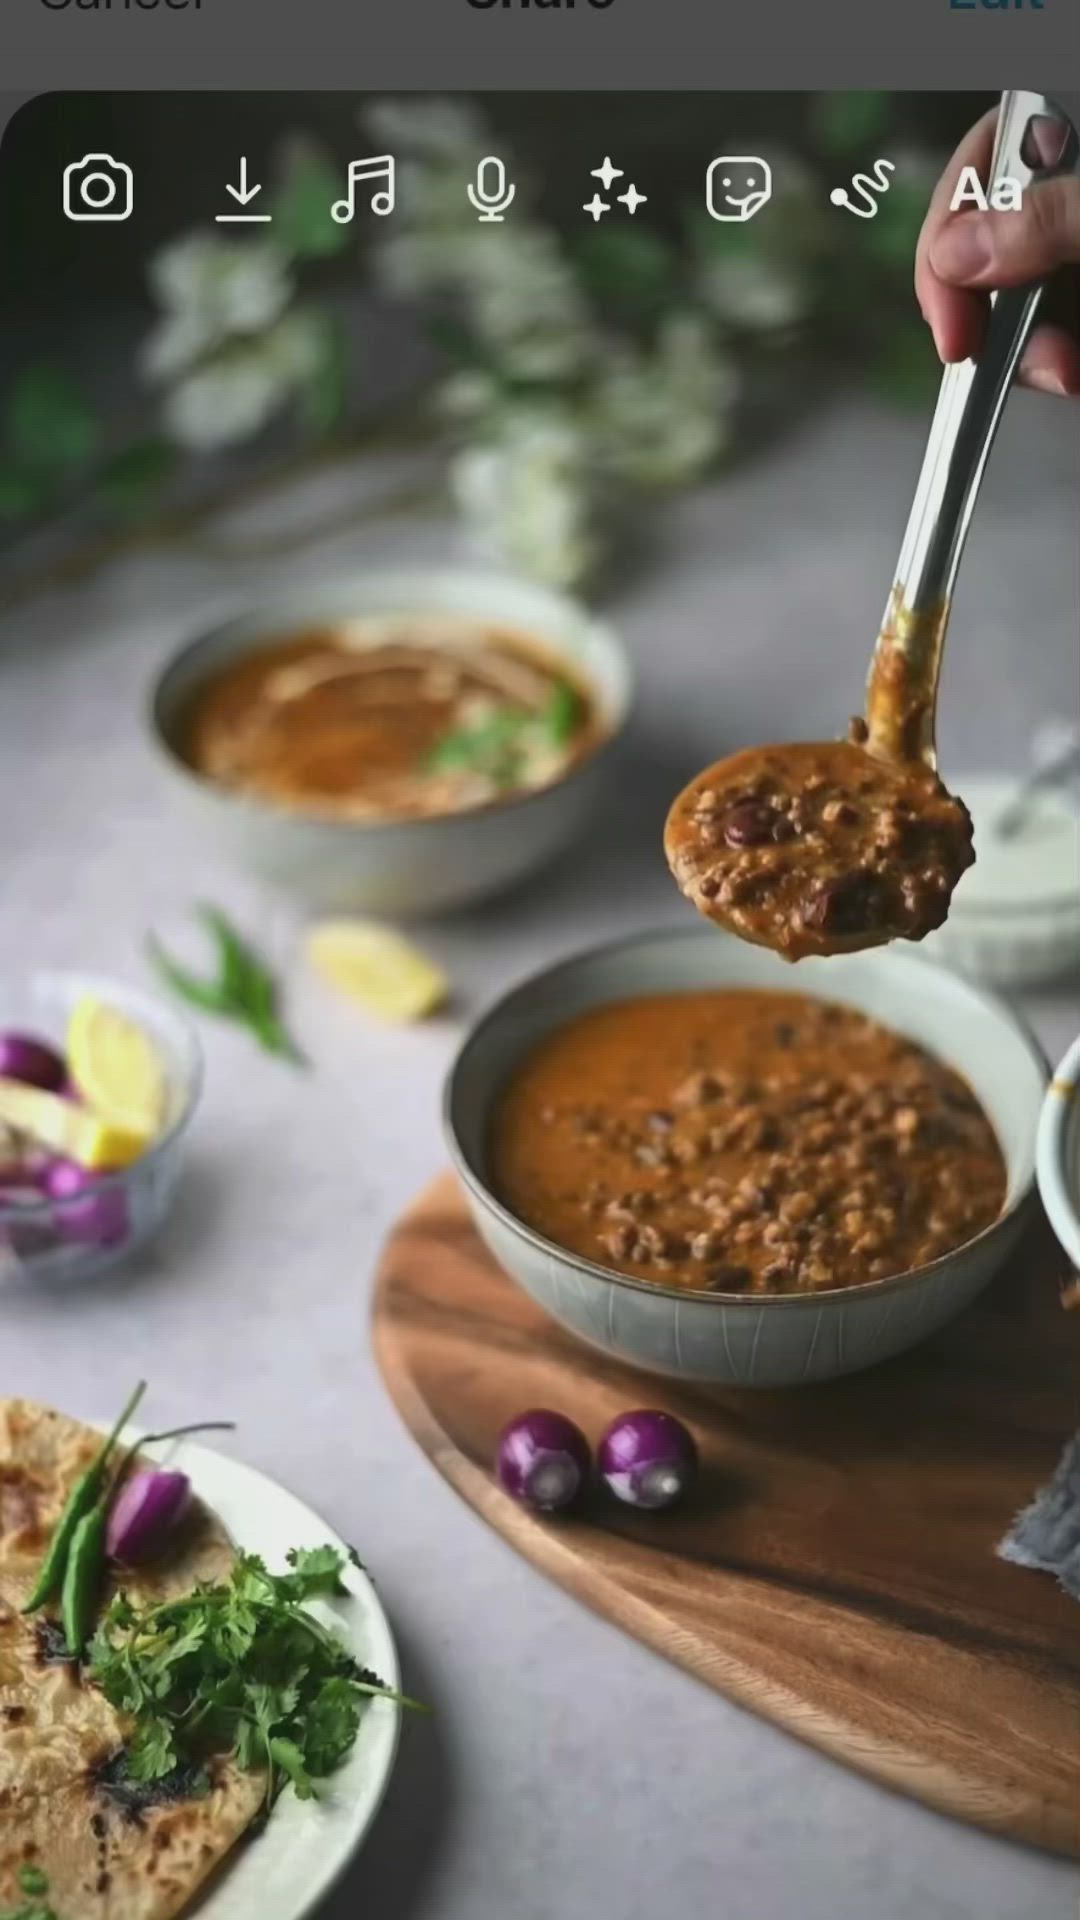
[929,175,1080,287]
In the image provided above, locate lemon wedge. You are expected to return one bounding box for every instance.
[0,1079,148,1170]
[307,921,448,1024]
[67,996,168,1139]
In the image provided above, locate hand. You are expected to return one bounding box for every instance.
[915,106,1080,397]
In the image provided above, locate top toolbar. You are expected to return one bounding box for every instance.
[59,147,952,228]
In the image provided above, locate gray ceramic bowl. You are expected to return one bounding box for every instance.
[149,569,632,916]
[445,928,1046,1387]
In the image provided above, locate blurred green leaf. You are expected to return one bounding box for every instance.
[862,180,931,273]
[573,226,676,327]
[867,324,938,409]
[812,91,891,157]
[543,678,580,748]
[97,438,176,514]
[272,143,351,261]
[298,313,349,437]
[426,311,487,369]
[0,464,52,521]
[6,365,99,473]
[685,206,762,261]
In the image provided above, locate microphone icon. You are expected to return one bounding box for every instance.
[467,155,516,223]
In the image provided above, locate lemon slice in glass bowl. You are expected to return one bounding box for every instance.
[0,1080,148,1170]
[67,995,168,1138]
[307,921,448,1023]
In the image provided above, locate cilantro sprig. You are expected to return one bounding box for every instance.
[426,679,581,790]
[88,1545,423,1806]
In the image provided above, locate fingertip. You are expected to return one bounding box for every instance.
[919,281,984,365]
[1020,325,1080,398]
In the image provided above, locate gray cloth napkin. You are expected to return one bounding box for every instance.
[999,1433,1080,1601]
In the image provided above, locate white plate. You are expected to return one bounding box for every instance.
[118,1430,402,1920]
[1037,1032,1080,1271]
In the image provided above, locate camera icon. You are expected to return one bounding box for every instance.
[63,154,133,224]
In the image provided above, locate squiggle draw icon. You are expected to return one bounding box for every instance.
[830,159,895,219]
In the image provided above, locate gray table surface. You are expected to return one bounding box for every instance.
[3,392,1079,1920]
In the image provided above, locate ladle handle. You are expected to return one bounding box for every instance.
[866,89,1080,765]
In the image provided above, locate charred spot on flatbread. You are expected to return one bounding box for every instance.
[90,1748,215,1823]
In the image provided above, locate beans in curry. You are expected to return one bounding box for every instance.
[490,989,1005,1296]
[665,728,975,962]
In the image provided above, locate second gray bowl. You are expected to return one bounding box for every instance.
[445,928,1045,1387]
[149,569,632,917]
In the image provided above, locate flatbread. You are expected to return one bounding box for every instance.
[0,1399,265,1919]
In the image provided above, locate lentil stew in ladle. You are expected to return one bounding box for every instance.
[664,726,974,962]
[666,92,1075,964]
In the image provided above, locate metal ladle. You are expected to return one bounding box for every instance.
[865,88,1080,768]
[665,91,1079,957]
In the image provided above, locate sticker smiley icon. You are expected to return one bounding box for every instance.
[706,155,772,223]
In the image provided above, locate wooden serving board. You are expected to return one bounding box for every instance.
[372,1174,1080,1856]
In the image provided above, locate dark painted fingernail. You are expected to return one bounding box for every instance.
[930,216,993,282]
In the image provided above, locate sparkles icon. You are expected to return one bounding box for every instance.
[583,160,646,223]
[591,156,624,192]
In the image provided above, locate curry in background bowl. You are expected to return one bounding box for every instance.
[181,614,603,822]
[446,929,1045,1386]
[150,571,632,915]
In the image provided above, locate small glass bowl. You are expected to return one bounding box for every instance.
[0,971,202,1285]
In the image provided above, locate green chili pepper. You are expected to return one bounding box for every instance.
[60,1502,109,1661]
[22,1380,146,1615]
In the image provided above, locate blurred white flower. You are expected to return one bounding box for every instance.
[728,146,831,264]
[362,102,492,302]
[461,230,594,381]
[364,97,485,159]
[362,96,592,385]
[160,310,325,452]
[451,409,599,589]
[745,146,820,220]
[263,309,328,383]
[437,369,503,426]
[592,313,738,490]
[373,195,592,382]
[143,235,294,381]
[887,144,942,203]
[699,252,811,332]
[375,227,472,299]
[141,312,217,385]
[164,354,284,452]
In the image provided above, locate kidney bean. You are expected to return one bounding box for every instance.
[800,869,879,934]
[722,802,783,848]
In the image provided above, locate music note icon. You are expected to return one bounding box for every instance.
[332,155,395,224]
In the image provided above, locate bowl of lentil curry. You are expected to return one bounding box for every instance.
[446,928,1045,1386]
[150,570,631,915]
